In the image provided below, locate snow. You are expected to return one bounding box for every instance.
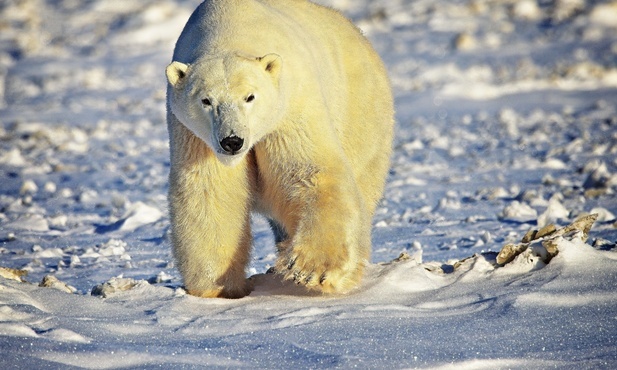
[1,0,617,368]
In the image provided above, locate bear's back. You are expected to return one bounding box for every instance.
[172,0,371,68]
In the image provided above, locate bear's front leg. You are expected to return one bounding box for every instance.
[274,165,371,294]
[168,123,253,299]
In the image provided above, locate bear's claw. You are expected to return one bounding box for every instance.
[292,270,316,285]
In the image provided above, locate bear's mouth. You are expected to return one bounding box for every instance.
[214,148,248,167]
[217,149,243,156]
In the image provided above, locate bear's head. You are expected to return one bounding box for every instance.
[166,53,283,166]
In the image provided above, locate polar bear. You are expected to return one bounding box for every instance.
[166,0,394,298]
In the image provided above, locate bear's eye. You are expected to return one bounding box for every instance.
[245,94,255,103]
[201,98,212,107]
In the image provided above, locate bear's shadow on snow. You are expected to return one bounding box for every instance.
[247,272,324,298]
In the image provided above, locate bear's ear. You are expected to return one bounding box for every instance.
[259,54,282,79]
[166,61,189,87]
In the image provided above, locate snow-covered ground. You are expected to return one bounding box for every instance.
[1,0,617,368]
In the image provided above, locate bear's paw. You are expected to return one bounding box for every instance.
[186,279,253,299]
[275,242,365,294]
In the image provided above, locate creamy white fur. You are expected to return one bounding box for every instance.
[166,0,394,298]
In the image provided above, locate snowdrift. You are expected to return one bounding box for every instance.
[1,0,617,368]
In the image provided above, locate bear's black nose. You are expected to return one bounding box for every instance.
[220,135,244,154]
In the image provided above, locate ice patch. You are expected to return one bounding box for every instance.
[590,207,616,222]
[0,305,35,322]
[98,239,128,257]
[0,323,38,338]
[511,0,542,21]
[4,214,49,232]
[516,292,617,308]
[590,2,617,27]
[537,195,570,228]
[39,350,243,369]
[33,246,64,259]
[430,359,563,370]
[95,202,163,233]
[41,328,91,343]
[499,201,538,223]
[0,148,28,167]
[117,202,163,232]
